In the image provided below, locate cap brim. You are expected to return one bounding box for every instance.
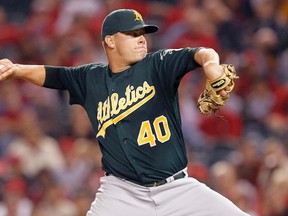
[143,25,159,34]
[120,24,159,34]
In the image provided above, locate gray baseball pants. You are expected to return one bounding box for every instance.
[86,171,250,216]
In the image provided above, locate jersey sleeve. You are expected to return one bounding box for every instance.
[151,47,201,91]
[44,65,89,105]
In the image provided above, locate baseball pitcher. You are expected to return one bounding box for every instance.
[0,9,248,216]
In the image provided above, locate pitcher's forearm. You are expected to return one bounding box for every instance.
[14,64,46,86]
[0,58,46,86]
[194,48,223,81]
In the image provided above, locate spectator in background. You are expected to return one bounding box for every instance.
[257,137,288,190]
[7,108,65,178]
[66,105,95,139]
[244,77,275,137]
[0,0,33,23]
[54,0,104,36]
[265,84,288,141]
[0,81,25,157]
[210,161,259,215]
[0,6,21,60]
[32,181,78,216]
[233,136,262,187]
[0,177,34,216]
[169,6,220,50]
[55,138,94,198]
[202,0,248,54]
[72,188,95,216]
[261,167,288,216]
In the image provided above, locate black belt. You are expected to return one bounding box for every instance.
[143,171,186,187]
[105,171,186,187]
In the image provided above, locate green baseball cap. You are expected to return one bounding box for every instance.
[101,9,159,40]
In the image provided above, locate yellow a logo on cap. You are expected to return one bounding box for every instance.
[133,10,143,21]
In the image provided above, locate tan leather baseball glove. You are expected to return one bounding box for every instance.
[197,64,238,115]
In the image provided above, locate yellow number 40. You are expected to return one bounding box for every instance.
[137,115,171,147]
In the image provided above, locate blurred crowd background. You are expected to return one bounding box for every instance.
[0,0,288,215]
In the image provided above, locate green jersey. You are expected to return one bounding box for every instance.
[44,47,200,184]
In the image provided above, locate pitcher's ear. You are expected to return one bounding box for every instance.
[104,35,115,48]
